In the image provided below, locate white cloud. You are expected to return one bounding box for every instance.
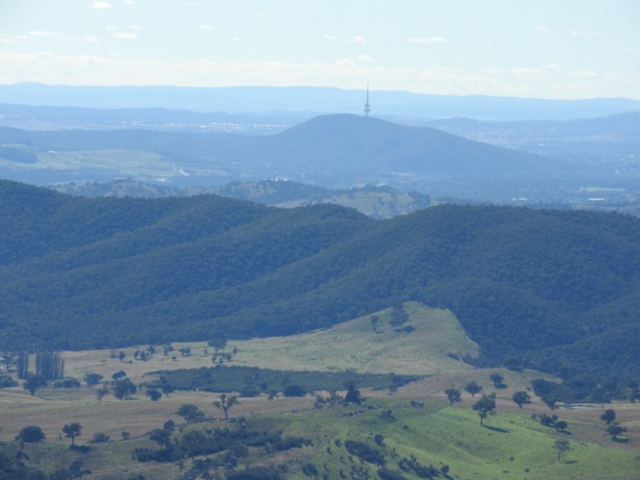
[542,63,561,71]
[107,25,117,32]
[568,70,599,78]
[92,1,111,9]
[113,32,138,40]
[624,48,638,54]
[570,29,606,37]
[231,36,242,42]
[254,13,264,19]
[405,36,449,44]
[84,35,99,43]
[28,31,70,39]
[123,0,135,4]
[130,25,141,30]
[353,35,367,44]
[192,25,215,30]
[323,35,339,41]
[537,27,551,32]
[187,1,199,6]
[357,54,373,62]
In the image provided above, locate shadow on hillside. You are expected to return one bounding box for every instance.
[481,425,509,433]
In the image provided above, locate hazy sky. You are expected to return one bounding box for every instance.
[1,0,638,99]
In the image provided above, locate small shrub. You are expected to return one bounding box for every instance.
[90,432,111,443]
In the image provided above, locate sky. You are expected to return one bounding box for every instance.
[0,0,638,99]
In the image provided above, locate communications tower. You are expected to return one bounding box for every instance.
[364,81,371,117]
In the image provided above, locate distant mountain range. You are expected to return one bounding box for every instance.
[1,179,639,388]
[3,83,639,121]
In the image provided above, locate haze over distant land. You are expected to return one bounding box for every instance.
[2,1,638,99]
[2,84,640,121]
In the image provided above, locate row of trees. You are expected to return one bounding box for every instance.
[15,352,64,380]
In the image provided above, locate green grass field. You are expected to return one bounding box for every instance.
[1,303,638,479]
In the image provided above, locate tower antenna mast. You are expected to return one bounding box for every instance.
[364,80,371,117]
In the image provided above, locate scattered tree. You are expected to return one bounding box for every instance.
[112,371,127,380]
[176,404,205,423]
[62,423,82,446]
[121,431,130,441]
[208,334,228,355]
[541,395,557,410]
[445,388,461,406]
[23,374,47,396]
[84,373,103,387]
[512,391,532,409]
[600,409,616,425]
[553,439,570,462]
[606,423,627,441]
[554,420,568,432]
[163,420,175,432]
[344,380,362,404]
[113,378,136,400]
[96,384,109,401]
[472,393,497,425]
[464,381,483,398]
[15,425,46,443]
[161,383,174,397]
[490,373,506,389]
[283,384,306,397]
[149,429,172,449]
[213,393,240,419]
[145,388,162,401]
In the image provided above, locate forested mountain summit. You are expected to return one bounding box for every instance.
[1,180,639,384]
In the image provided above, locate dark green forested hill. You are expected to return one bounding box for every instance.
[1,180,639,384]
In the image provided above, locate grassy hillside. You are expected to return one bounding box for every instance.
[1,385,638,479]
[47,179,432,220]
[226,303,478,375]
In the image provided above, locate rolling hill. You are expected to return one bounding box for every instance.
[0,114,576,188]
[1,179,639,390]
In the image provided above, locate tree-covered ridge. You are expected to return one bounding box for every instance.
[1,180,639,384]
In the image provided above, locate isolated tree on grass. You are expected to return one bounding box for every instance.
[113,378,136,400]
[208,333,228,355]
[62,423,82,446]
[445,388,461,406]
[23,374,47,396]
[600,409,616,425]
[512,391,532,409]
[606,423,627,441]
[464,381,483,398]
[83,373,103,387]
[490,373,506,389]
[213,393,239,419]
[96,384,109,401]
[176,404,205,424]
[553,439,570,462]
[161,383,174,397]
[554,420,568,432]
[15,425,46,443]
[472,393,497,425]
[145,388,162,401]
